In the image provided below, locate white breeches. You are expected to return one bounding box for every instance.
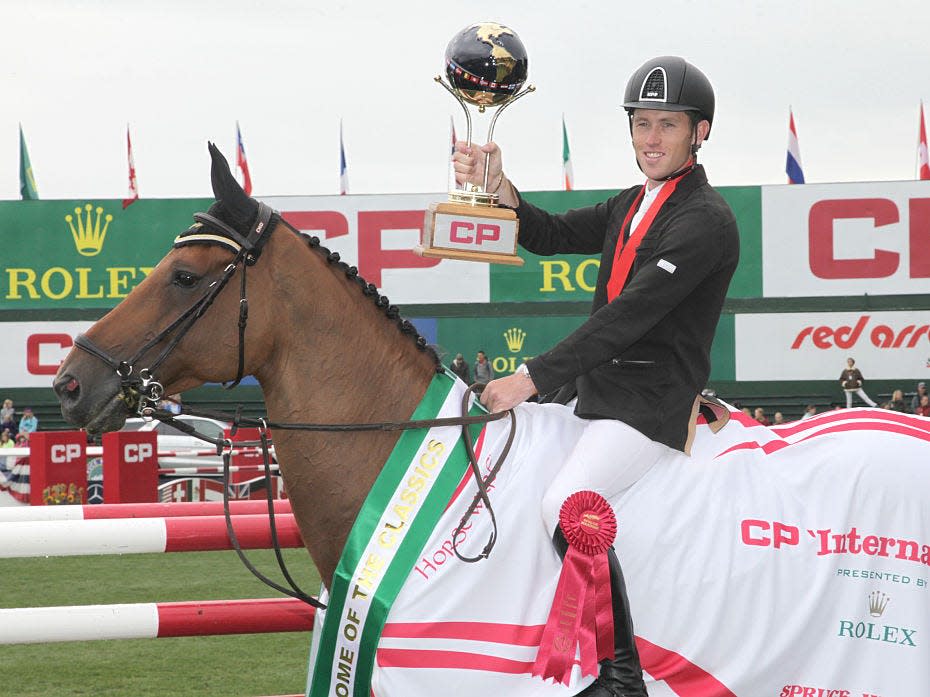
[541,418,672,537]
[844,388,877,408]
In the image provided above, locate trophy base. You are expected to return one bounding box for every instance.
[447,189,499,206]
[417,201,524,266]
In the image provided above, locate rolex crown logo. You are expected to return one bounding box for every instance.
[503,327,526,353]
[868,591,890,617]
[66,204,113,257]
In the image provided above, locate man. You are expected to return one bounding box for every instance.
[911,382,927,414]
[450,353,471,384]
[455,56,739,696]
[473,350,494,385]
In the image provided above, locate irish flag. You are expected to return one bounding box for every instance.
[562,114,573,191]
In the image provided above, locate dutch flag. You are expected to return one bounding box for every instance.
[786,108,805,184]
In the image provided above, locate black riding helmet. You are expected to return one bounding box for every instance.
[622,56,715,139]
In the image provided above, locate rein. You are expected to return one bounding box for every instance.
[75,204,517,607]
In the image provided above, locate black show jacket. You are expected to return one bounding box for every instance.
[519,165,739,452]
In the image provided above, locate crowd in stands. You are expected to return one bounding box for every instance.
[732,379,929,426]
[0,398,38,447]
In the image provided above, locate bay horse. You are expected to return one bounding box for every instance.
[54,145,442,587]
[54,145,930,696]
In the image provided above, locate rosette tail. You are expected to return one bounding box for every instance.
[532,490,648,695]
[574,547,648,697]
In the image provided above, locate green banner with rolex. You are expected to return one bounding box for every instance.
[0,199,210,310]
[0,188,759,311]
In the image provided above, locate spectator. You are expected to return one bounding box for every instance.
[886,389,908,413]
[754,407,771,426]
[801,404,817,420]
[18,407,38,435]
[449,353,471,384]
[741,406,752,418]
[773,411,785,425]
[160,394,183,415]
[839,357,877,408]
[0,429,13,473]
[917,394,930,418]
[911,382,927,414]
[0,399,15,435]
[473,350,494,385]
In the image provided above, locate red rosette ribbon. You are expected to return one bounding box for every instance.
[531,491,617,685]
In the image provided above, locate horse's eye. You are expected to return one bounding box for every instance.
[173,271,200,288]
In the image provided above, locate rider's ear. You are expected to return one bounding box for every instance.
[207,141,256,225]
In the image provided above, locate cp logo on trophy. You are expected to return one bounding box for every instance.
[416,22,535,266]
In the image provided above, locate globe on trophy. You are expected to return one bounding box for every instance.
[415,21,535,266]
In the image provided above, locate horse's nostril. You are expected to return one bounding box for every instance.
[54,375,81,401]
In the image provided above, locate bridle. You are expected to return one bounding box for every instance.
[72,203,516,608]
[73,202,276,418]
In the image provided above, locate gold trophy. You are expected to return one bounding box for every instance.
[416,22,535,266]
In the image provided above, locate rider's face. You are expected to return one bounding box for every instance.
[631,109,707,187]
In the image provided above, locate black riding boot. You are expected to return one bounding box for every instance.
[552,528,648,697]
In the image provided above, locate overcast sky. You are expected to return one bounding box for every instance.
[3,0,929,201]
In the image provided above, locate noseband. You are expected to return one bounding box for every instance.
[74,202,276,417]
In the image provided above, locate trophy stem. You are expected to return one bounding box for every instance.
[435,76,474,147]
[483,85,536,190]
[435,77,536,194]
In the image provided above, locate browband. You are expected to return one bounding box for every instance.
[174,201,276,260]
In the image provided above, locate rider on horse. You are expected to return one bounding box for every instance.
[456,56,740,696]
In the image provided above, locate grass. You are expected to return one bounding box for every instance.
[0,549,322,697]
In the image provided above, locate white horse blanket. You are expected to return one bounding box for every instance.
[309,378,930,697]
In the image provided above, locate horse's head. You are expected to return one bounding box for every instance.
[54,144,278,433]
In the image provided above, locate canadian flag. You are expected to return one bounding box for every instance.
[919,101,930,180]
[122,125,139,209]
[236,121,252,195]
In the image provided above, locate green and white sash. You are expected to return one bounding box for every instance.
[307,372,480,697]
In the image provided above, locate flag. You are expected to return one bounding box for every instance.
[562,114,573,191]
[339,120,349,195]
[236,121,252,195]
[919,101,930,180]
[19,124,38,200]
[786,108,805,184]
[122,124,139,209]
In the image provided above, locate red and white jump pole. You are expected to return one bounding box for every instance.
[0,597,315,644]
[0,514,303,558]
[0,499,293,523]
[158,464,280,476]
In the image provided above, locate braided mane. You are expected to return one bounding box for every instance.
[298,229,443,373]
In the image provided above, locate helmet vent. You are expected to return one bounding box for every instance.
[639,67,667,102]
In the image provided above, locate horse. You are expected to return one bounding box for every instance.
[54,145,930,696]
